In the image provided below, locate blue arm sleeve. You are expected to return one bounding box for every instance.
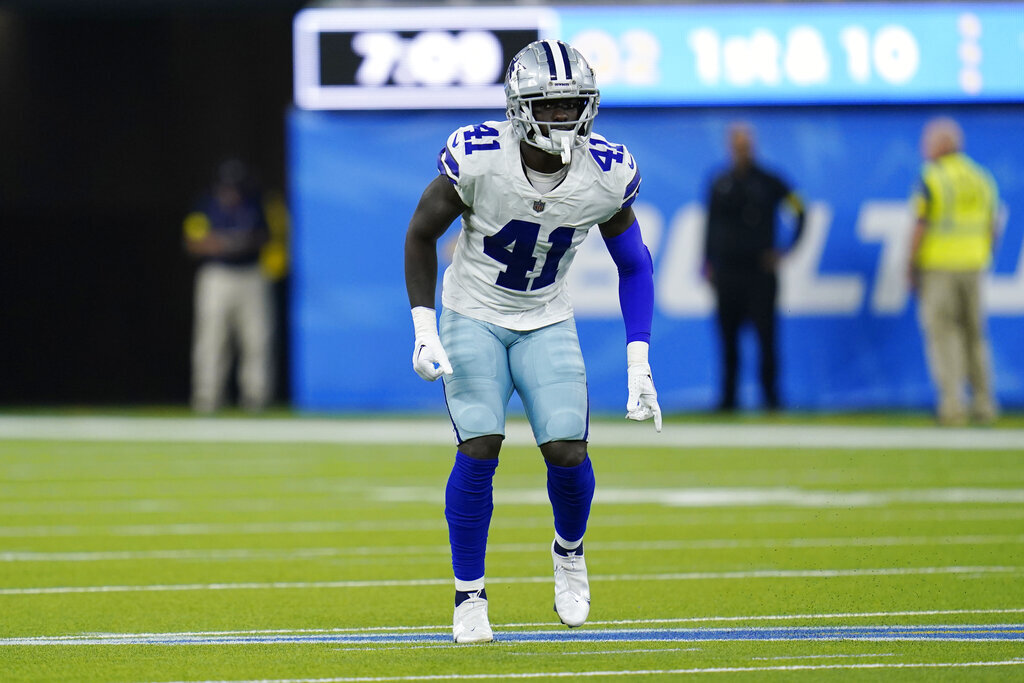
[602,219,654,344]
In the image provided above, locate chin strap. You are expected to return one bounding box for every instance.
[559,134,572,164]
[544,129,574,164]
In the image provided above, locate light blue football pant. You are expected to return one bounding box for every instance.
[439,309,589,446]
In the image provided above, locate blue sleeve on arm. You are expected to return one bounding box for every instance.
[602,219,654,344]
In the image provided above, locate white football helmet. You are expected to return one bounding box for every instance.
[505,40,599,163]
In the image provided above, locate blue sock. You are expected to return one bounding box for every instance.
[445,451,498,582]
[546,455,595,545]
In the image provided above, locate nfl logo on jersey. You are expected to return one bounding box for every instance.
[533,200,545,212]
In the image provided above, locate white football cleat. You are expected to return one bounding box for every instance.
[552,541,590,627]
[453,590,493,644]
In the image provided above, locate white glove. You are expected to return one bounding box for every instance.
[626,341,662,432]
[411,307,453,382]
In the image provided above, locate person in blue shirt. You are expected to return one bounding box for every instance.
[183,159,274,412]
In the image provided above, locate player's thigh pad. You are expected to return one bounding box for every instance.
[509,318,589,445]
[440,310,514,443]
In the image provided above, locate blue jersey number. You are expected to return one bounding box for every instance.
[483,220,576,292]
[589,139,625,172]
[463,125,500,154]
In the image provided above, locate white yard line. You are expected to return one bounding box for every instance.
[0,519,449,538]
[376,486,1024,507]
[0,566,1017,596]
[3,508,1022,539]
[3,534,1023,563]
[0,415,1021,450]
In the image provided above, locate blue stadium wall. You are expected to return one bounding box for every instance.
[287,104,1024,414]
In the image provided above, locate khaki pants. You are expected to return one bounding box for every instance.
[191,263,274,412]
[917,269,997,423]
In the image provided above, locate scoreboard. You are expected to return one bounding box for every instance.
[294,3,1024,109]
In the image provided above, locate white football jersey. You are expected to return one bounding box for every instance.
[437,120,641,331]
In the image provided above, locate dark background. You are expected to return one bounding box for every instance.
[0,1,306,405]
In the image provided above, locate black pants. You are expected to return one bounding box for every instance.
[713,269,779,410]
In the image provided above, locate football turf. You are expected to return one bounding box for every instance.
[1,414,1022,681]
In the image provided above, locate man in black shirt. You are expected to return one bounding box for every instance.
[703,123,805,412]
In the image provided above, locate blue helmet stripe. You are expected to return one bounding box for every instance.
[540,41,557,80]
[556,41,572,80]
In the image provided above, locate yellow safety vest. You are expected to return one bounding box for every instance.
[912,153,997,270]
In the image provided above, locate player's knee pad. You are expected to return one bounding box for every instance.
[544,409,588,444]
[450,403,501,436]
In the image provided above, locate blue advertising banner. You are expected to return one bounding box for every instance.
[288,104,1023,414]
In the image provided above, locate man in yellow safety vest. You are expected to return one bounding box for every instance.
[907,117,1000,426]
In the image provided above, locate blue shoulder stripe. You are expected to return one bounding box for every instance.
[436,146,460,183]
[622,167,641,208]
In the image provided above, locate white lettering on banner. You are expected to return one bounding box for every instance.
[854,201,1024,315]
[569,202,1022,319]
[653,203,714,316]
[568,203,665,315]
[856,200,914,315]
[779,203,864,314]
[987,207,1024,313]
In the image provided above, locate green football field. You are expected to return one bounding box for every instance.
[1,413,1023,681]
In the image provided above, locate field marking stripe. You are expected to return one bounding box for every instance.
[0,520,451,539]
[6,534,1024,563]
[379,486,1024,507]
[17,609,1024,642]
[0,566,1018,596]
[6,626,1024,647]
[1,416,1022,450]
[5,508,1024,538]
[5,488,1024,516]
[150,659,1024,681]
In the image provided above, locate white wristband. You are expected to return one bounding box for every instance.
[626,340,650,367]
[411,306,439,339]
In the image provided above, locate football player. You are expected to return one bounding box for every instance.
[404,39,662,643]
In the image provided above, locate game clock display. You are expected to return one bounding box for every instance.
[293,7,554,110]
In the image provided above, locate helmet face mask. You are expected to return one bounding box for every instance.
[504,40,600,163]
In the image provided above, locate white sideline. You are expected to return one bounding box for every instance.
[3,534,1023,563]
[0,415,1022,450]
